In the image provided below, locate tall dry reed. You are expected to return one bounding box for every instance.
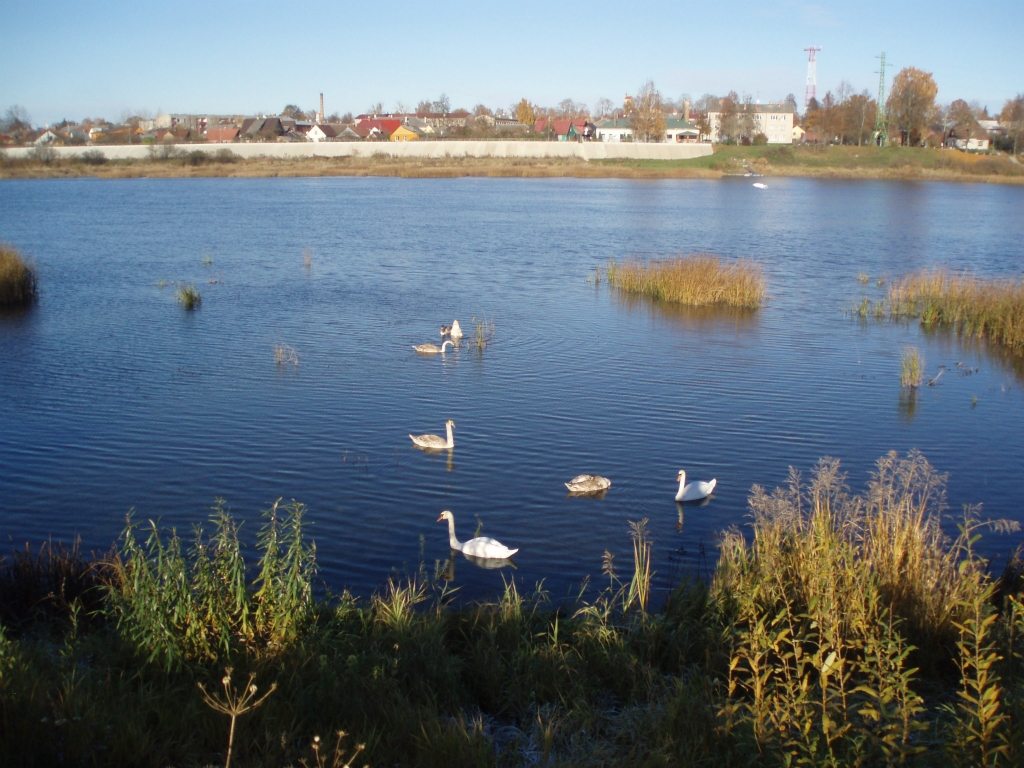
[887,267,1024,355]
[0,243,37,306]
[607,254,765,309]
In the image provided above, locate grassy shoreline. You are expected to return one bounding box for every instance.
[1,145,1022,183]
[3,451,1023,767]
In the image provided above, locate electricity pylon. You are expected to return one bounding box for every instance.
[873,53,888,146]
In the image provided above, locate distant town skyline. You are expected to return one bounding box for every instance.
[2,0,1021,126]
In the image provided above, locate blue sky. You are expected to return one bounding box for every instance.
[1,0,1020,125]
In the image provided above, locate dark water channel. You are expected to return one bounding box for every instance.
[2,176,1023,603]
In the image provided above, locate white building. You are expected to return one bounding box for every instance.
[594,117,632,142]
[707,102,795,144]
[593,116,701,143]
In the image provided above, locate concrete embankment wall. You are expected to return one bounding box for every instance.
[4,141,712,162]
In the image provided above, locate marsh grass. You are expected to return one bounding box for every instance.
[275,342,299,366]
[3,452,1023,767]
[303,249,312,271]
[607,253,765,309]
[471,315,495,351]
[902,346,924,387]
[176,282,201,310]
[887,268,1024,356]
[0,243,38,306]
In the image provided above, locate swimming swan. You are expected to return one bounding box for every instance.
[450,319,463,339]
[413,340,454,355]
[410,419,454,449]
[438,510,518,559]
[675,470,717,502]
[565,474,612,494]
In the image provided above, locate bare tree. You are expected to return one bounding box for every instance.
[432,94,450,114]
[2,104,32,133]
[593,98,615,119]
[473,104,492,117]
[394,101,408,115]
[415,100,433,115]
[629,80,666,142]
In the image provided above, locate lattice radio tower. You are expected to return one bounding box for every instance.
[804,46,822,110]
[873,53,889,146]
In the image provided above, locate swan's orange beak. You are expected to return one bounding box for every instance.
[436,514,444,522]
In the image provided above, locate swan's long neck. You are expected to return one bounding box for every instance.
[442,341,452,355]
[445,422,454,448]
[675,471,687,502]
[446,515,463,551]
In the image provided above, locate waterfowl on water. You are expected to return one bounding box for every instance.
[413,340,454,355]
[438,510,518,559]
[410,419,455,449]
[675,470,716,502]
[440,324,453,337]
[565,474,612,494]
[450,319,463,339]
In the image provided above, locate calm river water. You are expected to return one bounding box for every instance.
[1,176,1022,603]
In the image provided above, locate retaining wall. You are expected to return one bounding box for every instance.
[4,141,712,162]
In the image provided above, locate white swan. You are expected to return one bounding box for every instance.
[438,510,518,559]
[413,340,454,355]
[565,474,611,494]
[410,419,454,449]
[450,319,463,339]
[675,470,717,502]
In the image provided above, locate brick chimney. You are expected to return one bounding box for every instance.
[318,93,324,124]
[684,100,690,122]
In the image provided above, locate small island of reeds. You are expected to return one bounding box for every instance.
[0,243,37,306]
[606,253,765,309]
[2,450,1023,767]
[887,267,1024,355]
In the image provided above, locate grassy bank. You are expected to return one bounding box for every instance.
[2,145,1022,183]
[607,254,766,309]
[886,268,1024,356]
[0,244,37,306]
[2,451,1023,767]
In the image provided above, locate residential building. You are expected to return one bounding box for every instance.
[389,125,420,142]
[594,117,632,142]
[206,127,240,143]
[707,102,795,144]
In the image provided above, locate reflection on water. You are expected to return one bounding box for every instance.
[898,388,919,421]
[613,291,761,333]
[918,322,1024,384]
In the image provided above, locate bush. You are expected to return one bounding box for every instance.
[751,132,768,146]
[0,243,38,306]
[29,144,57,164]
[213,148,240,163]
[79,149,108,165]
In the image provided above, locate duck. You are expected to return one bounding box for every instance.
[675,470,717,502]
[564,474,612,494]
[438,510,518,559]
[450,319,463,339]
[413,340,454,356]
[410,419,455,449]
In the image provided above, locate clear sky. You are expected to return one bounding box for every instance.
[1,0,1020,125]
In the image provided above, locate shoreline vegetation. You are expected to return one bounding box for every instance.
[3,451,1023,767]
[606,254,766,309]
[0,243,37,306]
[2,145,1023,183]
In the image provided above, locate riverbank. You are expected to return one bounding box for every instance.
[3,451,1022,767]
[2,145,1021,183]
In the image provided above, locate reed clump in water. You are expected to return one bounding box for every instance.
[887,267,1024,355]
[274,342,298,366]
[901,346,924,387]
[607,253,765,309]
[176,282,201,310]
[0,243,38,306]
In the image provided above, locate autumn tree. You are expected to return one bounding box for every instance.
[281,104,306,120]
[947,99,979,142]
[886,67,938,146]
[628,80,666,142]
[849,91,877,145]
[415,100,433,115]
[1000,94,1024,155]
[716,92,740,143]
[515,99,536,126]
